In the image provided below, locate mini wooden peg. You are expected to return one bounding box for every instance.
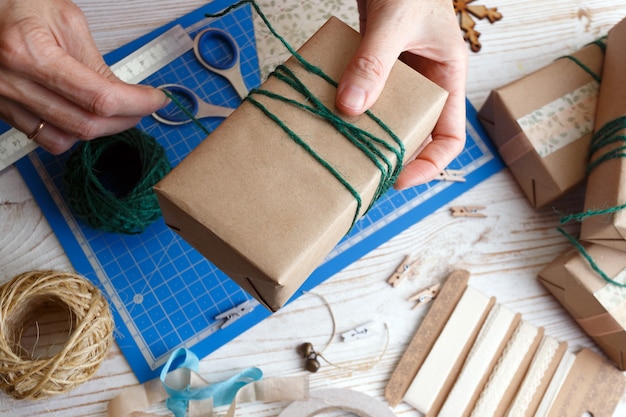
[408,283,441,309]
[387,255,418,287]
[450,205,486,218]
[435,169,467,182]
[214,299,258,328]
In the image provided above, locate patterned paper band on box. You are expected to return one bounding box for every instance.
[516,81,598,158]
[592,267,626,334]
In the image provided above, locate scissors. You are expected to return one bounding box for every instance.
[152,84,235,126]
[193,27,249,99]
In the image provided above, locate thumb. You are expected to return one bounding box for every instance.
[335,26,403,116]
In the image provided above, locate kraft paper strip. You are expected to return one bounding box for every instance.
[278,388,395,417]
[505,335,562,417]
[438,304,518,417]
[576,311,623,337]
[516,81,599,158]
[107,348,308,417]
[403,286,492,414]
[497,131,535,166]
[534,350,576,417]
[470,321,540,417]
[384,269,470,407]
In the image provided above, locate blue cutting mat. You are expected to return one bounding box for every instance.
[13,0,504,382]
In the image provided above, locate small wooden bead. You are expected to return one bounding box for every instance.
[298,342,315,358]
[305,357,321,373]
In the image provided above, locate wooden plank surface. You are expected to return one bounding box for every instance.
[1,0,625,415]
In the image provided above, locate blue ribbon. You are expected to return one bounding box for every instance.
[160,348,263,417]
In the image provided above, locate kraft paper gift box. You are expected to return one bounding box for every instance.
[538,243,626,370]
[478,40,605,208]
[580,17,626,250]
[154,17,447,311]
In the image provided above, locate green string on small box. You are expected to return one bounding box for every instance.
[556,36,606,83]
[558,115,626,287]
[63,127,172,234]
[205,0,404,229]
[556,227,626,288]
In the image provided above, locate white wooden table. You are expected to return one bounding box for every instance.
[1,0,625,416]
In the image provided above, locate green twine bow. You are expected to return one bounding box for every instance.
[206,0,404,230]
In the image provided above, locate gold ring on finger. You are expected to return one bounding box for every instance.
[27,119,46,140]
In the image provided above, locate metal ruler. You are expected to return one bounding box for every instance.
[0,24,194,172]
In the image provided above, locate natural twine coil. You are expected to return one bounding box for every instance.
[0,270,114,400]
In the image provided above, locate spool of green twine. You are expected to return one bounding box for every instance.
[63,127,172,234]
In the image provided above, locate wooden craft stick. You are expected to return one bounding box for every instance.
[403,287,495,415]
[384,269,470,407]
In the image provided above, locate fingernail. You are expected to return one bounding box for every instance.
[339,85,367,111]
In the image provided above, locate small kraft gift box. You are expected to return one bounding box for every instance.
[154,17,448,311]
[580,17,626,250]
[538,243,626,371]
[478,38,605,208]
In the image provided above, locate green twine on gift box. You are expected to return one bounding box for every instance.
[557,115,626,287]
[206,0,404,229]
[63,127,172,234]
[556,36,606,83]
[557,227,626,288]
[587,115,626,173]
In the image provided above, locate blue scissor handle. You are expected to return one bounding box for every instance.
[155,84,199,124]
[193,28,249,99]
[152,84,234,126]
[195,28,239,70]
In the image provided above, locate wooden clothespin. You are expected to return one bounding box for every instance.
[214,299,258,328]
[435,169,467,182]
[387,255,419,287]
[450,205,487,218]
[408,283,441,309]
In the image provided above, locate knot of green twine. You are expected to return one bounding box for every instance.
[207,0,404,230]
[63,127,172,234]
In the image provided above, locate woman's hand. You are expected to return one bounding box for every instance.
[336,0,468,189]
[0,0,169,154]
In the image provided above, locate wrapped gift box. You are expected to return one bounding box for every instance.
[538,243,626,370]
[478,40,605,208]
[154,17,447,311]
[580,17,626,250]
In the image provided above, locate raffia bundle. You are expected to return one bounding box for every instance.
[0,270,113,400]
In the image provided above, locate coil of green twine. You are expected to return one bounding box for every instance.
[63,127,172,234]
